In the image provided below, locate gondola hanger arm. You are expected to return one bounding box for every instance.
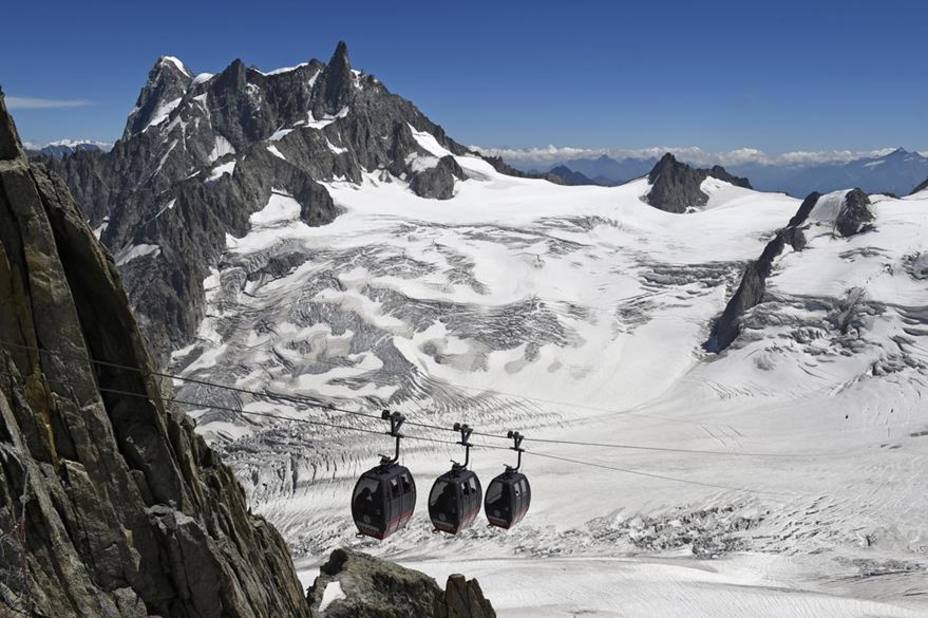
[452,422,473,469]
[379,410,406,465]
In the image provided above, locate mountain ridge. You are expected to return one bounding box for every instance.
[37,42,480,364]
[505,147,928,197]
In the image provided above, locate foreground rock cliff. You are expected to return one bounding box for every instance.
[0,91,311,616]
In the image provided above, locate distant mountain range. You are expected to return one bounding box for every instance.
[511,148,928,196]
[731,148,928,196]
[23,139,112,158]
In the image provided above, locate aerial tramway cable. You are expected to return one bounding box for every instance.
[0,340,807,459]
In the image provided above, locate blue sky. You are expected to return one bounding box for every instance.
[2,0,926,152]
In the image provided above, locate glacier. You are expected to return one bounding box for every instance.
[168,143,928,616]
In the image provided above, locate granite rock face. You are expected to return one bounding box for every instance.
[38,42,475,364]
[645,153,753,213]
[0,92,311,617]
[307,549,496,618]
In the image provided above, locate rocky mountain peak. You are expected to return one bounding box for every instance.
[646,153,710,213]
[647,152,682,180]
[645,153,752,213]
[122,55,193,139]
[317,40,354,115]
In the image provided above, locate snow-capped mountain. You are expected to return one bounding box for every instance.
[733,147,928,196]
[40,42,475,362]
[38,45,928,615]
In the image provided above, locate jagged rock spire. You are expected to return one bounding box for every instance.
[0,89,25,160]
[319,40,354,115]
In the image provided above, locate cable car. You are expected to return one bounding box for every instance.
[485,430,531,529]
[351,411,416,539]
[429,423,482,534]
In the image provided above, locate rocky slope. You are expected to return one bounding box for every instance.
[307,549,494,617]
[645,152,752,213]
[705,188,875,352]
[0,91,312,617]
[38,42,475,364]
[913,176,928,195]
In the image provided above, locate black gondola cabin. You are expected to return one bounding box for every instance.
[428,467,482,534]
[351,463,416,539]
[484,468,531,529]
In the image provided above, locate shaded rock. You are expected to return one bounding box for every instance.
[645,153,752,213]
[704,231,787,353]
[307,548,496,618]
[0,92,310,617]
[0,88,23,160]
[411,155,465,200]
[786,191,822,228]
[317,40,354,116]
[835,188,874,237]
[913,177,928,195]
[646,153,709,213]
[445,574,496,618]
[781,225,806,251]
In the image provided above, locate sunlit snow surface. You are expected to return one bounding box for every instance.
[171,150,928,616]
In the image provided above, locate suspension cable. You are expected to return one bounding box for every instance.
[1,339,811,459]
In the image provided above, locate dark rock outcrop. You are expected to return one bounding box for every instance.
[645,153,753,213]
[703,232,788,353]
[705,165,753,189]
[705,188,874,352]
[37,42,477,364]
[307,549,495,618]
[0,92,311,617]
[411,155,466,199]
[913,177,928,195]
[835,188,874,237]
[786,191,821,228]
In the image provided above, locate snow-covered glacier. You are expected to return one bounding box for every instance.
[169,132,928,616]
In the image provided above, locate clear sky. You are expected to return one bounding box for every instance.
[3,0,926,152]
